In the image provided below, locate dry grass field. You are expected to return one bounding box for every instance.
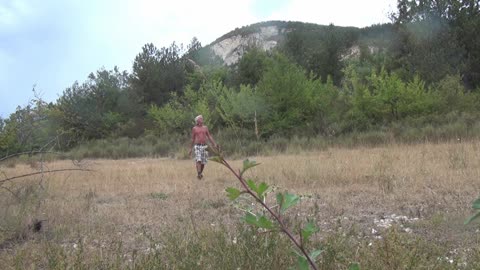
[1,140,480,269]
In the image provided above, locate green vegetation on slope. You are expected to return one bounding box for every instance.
[1,0,480,158]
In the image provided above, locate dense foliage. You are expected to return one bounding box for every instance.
[1,0,479,157]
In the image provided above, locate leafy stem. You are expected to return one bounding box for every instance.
[211,152,319,270]
[465,196,480,225]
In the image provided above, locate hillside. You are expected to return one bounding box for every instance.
[200,20,394,66]
[3,1,480,158]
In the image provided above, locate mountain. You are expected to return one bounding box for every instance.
[198,20,394,66]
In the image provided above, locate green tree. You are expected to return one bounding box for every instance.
[281,23,357,85]
[130,42,186,107]
[236,48,269,86]
[0,116,18,155]
[148,80,229,136]
[309,76,349,135]
[183,37,204,79]
[307,24,351,85]
[282,30,307,68]
[449,0,480,88]
[0,117,3,136]
[343,66,381,130]
[147,94,193,135]
[434,74,478,113]
[344,67,437,129]
[389,16,462,83]
[54,67,131,144]
[390,0,480,87]
[0,94,56,155]
[256,53,315,136]
[216,84,266,138]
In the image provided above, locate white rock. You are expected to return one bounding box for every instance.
[211,26,279,65]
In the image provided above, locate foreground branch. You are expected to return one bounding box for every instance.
[212,147,318,270]
[0,151,62,163]
[0,168,91,185]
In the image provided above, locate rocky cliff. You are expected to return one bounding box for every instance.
[209,25,284,65]
[203,21,389,66]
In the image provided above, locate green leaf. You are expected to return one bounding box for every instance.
[241,159,261,176]
[244,212,257,226]
[291,248,303,258]
[280,192,300,213]
[243,213,274,229]
[301,221,319,242]
[257,215,274,229]
[225,187,241,201]
[276,193,284,207]
[297,256,309,270]
[243,159,259,170]
[348,263,360,270]
[472,198,480,209]
[464,211,480,225]
[246,179,257,193]
[309,249,323,260]
[209,156,223,164]
[256,182,269,199]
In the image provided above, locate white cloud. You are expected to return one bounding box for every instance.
[0,0,35,31]
[108,0,259,47]
[74,0,261,72]
[267,0,397,27]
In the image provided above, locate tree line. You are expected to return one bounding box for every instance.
[1,0,479,156]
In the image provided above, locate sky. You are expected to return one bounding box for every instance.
[0,0,397,118]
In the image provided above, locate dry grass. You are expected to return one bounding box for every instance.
[1,140,480,268]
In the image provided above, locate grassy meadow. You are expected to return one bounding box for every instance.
[1,140,480,269]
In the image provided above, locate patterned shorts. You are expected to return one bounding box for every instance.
[194,144,208,164]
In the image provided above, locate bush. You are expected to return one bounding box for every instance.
[68,134,187,159]
[66,112,480,160]
[267,135,289,153]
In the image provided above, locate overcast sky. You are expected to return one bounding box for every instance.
[0,0,397,118]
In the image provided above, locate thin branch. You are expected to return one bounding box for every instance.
[219,155,318,270]
[0,134,62,163]
[0,168,92,185]
[0,186,20,201]
[0,151,62,163]
[212,146,317,267]
[72,159,95,170]
[299,223,304,248]
[38,136,59,152]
